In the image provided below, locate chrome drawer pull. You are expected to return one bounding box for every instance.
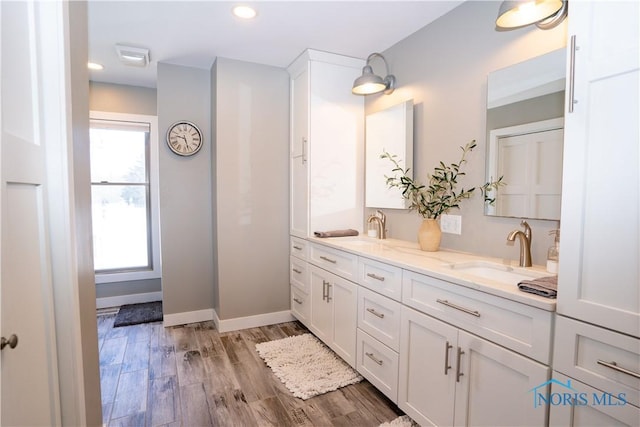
[456,347,465,382]
[597,360,640,379]
[293,298,303,305]
[366,273,386,282]
[366,352,383,366]
[322,280,329,301]
[568,35,578,113]
[444,341,453,375]
[292,268,302,274]
[292,245,303,250]
[319,255,337,264]
[436,299,481,317]
[366,308,385,319]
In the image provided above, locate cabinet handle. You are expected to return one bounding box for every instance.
[292,245,303,250]
[292,268,302,274]
[597,360,640,379]
[292,137,307,164]
[456,347,465,382]
[326,283,332,302]
[436,299,480,317]
[293,297,303,305]
[366,307,385,319]
[322,280,328,301]
[444,341,453,375]
[366,352,383,366]
[568,35,578,113]
[366,273,386,282]
[319,255,337,264]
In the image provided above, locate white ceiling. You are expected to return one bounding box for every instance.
[88,1,465,88]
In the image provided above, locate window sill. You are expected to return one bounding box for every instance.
[95,269,161,284]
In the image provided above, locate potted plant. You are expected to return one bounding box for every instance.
[382,139,504,251]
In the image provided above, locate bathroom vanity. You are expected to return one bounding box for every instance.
[291,235,554,426]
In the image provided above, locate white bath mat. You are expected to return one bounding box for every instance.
[255,333,362,400]
[379,415,419,427]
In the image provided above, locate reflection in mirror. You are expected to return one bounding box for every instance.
[485,48,566,220]
[366,99,413,209]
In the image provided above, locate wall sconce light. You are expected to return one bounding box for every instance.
[115,44,150,67]
[352,53,396,95]
[496,0,568,30]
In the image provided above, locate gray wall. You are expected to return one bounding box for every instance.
[365,0,567,265]
[213,57,290,320]
[157,63,215,316]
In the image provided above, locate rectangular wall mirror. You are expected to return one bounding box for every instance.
[365,99,414,209]
[485,48,566,220]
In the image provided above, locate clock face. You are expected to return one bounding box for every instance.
[166,121,203,156]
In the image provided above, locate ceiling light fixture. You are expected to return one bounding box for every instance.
[352,53,396,96]
[87,62,104,71]
[232,5,257,19]
[115,44,150,67]
[496,0,568,30]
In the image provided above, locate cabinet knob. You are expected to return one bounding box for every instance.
[0,334,18,350]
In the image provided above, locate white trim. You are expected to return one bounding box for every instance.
[89,111,162,284]
[163,308,215,328]
[95,291,162,309]
[213,310,296,333]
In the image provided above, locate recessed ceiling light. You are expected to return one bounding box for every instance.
[88,62,104,71]
[232,5,257,19]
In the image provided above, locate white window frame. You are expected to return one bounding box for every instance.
[90,111,161,284]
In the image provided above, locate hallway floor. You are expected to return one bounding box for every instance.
[97,315,403,426]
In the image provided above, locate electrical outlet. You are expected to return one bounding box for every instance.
[440,214,462,235]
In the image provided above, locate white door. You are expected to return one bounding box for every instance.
[1,2,62,425]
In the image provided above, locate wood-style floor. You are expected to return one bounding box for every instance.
[98,315,404,426]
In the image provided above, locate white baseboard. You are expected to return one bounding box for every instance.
[96,291,162,309]
[163,308,215,328]
[213,310,295,333]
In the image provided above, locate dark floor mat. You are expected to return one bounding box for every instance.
[113,301,163,327]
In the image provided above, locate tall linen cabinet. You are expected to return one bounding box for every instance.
[287,49,364,238]
[551,2,640,425]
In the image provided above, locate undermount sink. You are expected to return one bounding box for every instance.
[446,261,546,285]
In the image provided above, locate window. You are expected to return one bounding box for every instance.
[90,112,160,283]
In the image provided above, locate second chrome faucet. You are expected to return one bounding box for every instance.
[507,220,532,267]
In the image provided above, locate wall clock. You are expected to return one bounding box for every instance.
[166,121,203,156]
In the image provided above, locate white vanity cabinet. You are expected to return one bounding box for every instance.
[399,271,551,427]
[309,264,358,368]
[552,4,640,424]
[290,236,311,328]
[287,49,364,238]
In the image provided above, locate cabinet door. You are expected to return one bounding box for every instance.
[454,330,550,427]
[309,265,332,343]
[290,66,309,238]
[398,306,457,427]
[330,274,357,367]
[558,1,640,337]
[549,372,640,427]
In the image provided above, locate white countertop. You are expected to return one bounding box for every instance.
[307,235,557,312]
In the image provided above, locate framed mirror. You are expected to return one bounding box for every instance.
[485,48,566,220]
[365,99,414,209]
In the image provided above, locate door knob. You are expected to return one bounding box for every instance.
[1,334,18,350]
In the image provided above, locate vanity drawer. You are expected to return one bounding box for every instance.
[290,256,309,293]
[402,270,553,364]
[554,315,640,408]
[290,236,309,261]
[359,256,402,302]
[309,243,358,281]
[290,286,311,328]
[358,286,401,351]
[356,329,399,403]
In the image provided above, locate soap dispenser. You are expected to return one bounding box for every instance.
[546,229,560,274]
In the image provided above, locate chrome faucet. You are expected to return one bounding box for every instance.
[367,210,387,239]
[507,220,532,267]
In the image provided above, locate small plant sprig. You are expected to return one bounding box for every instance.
[382,140,504,220]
